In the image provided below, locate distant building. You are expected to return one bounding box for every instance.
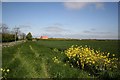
[40,36,48,39]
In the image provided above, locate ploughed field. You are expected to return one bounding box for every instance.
[2,40,120,79]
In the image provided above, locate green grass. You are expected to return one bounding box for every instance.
[35,40,119,56]
[2,40,120,78]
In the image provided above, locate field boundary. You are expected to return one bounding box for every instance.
[2,40,26,47]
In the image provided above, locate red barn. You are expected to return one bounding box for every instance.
[40,36,48,39]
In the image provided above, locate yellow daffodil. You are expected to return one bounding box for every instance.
[0,68,3,71]
[7,69,10,72]
[65,45,118,71]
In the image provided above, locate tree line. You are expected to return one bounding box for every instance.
[0,24,32,42]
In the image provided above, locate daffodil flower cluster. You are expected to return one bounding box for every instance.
[52,57,61,64]
[1,68,10,78]
[65,45,118,71]
[53,48,59,52]
[1,68,10,72]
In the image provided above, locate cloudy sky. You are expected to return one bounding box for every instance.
[2,2,118,39]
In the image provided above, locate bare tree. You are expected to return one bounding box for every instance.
[13,26,20,43]
[16,24,30,40]
[18,30,26,40]
[21,33,26,40]
[0,23,9,33]
[13,25,30,42]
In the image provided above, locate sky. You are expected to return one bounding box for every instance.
[2,2,119,39]
[2,0,120,2]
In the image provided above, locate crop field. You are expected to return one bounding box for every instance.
[1,40,120,79]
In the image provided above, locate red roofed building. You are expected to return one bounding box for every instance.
[40,36,48,39]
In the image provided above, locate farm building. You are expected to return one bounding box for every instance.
[40,36,48,39]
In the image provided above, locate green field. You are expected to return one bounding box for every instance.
[2,40,120,79]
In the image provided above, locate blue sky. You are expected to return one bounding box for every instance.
[2,0,120,2]
[2,2,118,39]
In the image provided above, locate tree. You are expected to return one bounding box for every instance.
[26,32,32,40]
[0,23,29,42]
[20,33,26,40]
[13,27,20,42]
[1,24,16,42]
[0,23,8,33]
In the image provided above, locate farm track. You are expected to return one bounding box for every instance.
[29,45,49,78]
[29,45,39,57]
[14,47,40,78]
[5,43,50,78]
[41,58,49,78]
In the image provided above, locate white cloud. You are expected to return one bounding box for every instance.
[83,30,111,34]
[36,27,118,39]
[63,2,105,10]
[63,32,118,39]
[44,26,66,32]
[64,2,89,10]
[43,23,70,34]
[95,2,104,9]
[43,23,70,33]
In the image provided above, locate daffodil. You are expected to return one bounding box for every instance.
[112,54,115,56]
[0,68,3,71]
[3,69,5,72]
[7,69,10,72]
[65,45,118,71]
